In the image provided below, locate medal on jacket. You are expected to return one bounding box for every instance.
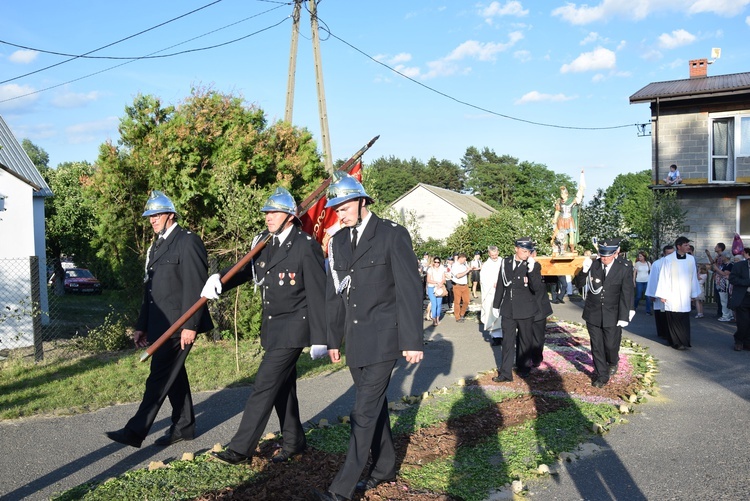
[289,272,296,285]
[278,272,285,286]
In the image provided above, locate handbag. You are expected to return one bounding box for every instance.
[434,286,446,297]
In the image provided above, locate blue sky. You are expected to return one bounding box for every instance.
[1,0,749,197]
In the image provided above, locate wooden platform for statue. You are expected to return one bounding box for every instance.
[536,255,586,277]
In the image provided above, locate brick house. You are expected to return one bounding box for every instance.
[630,59,750,260]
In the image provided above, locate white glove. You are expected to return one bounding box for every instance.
[310,345,328,360]
[526,256,536,269]
[201,273,222,299]
[616,320,628,327]
[629,310,635,322]
[492,308,500,318]
[582,256,593,273]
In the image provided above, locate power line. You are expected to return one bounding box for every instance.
[0,0,227,85]
[0,14,290,105]
[0,2,290,62]
[320,25,639,132]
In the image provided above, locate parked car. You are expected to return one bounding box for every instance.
[59,268,103,294]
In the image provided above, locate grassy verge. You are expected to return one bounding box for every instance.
[0,338,344,420]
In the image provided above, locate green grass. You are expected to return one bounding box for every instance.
[0,338,344,420]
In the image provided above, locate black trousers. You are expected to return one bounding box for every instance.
[530,317,546,366]
[654,309,669,339]
[499,316,533,379]
[734,294,750,347]
[229,347,305,456]
[126,337,194,440]
[330,359,397,499]
[666,311,691,347]
[586,323,621,380]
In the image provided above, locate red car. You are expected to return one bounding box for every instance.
[62,268,103,294]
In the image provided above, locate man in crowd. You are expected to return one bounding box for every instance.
[729,247,750,351]
[580,238,634,387]
[480,245,503,346]
[201,187,327,465]
[106,190,213,448]
[530,246,553,367]
[313,173,423,501]
[451,252,471,322]
[654,236,701,350]
[491,237,542,382]
[646,245,675,342]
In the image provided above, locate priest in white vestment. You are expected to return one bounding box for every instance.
[654,237,701,349]
[480,245,503,345]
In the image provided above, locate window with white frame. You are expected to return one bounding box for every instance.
[739,196,750,238]
[710,114,750,182]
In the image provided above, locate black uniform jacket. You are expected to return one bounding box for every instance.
[137,225,213,343]
[325,214,423,368]
[222,228,327,350]
[492,256,543,320]
[581,257,633,327]
[729,259,750,309]
[533,262,553,321]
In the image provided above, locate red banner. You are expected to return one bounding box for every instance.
[300,162,362,255]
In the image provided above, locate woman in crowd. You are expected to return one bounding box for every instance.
[695,264,708,318]
[633,251,652,315]
[426,256,447,326]
[470,251,482,298]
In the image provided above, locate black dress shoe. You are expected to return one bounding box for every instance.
[355,476,394,491]
[271,447,305,463]
[672,344,687,351]
[105,428,142,448]
[592,378,608,388]
[310,489,348,501]
[211,448,250,465]
[608,364,618,376]
[517,370,531,379]
[492,375,513,383]
[154,432,193,446]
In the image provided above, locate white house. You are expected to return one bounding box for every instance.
[0,115,53,352]
[390,183,497,241]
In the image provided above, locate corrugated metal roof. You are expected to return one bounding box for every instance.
[392,183,497,217]
[0,114,53,197]
[630,71,750,103]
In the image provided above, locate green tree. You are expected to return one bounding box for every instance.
[446,208,549,257]
[604,170,652,252]
[419,157,464,191]
[461,147,517,208]
[579,188,625,254]
[650,189,686,259]
[364,156,421,204]
[22,138,49,173]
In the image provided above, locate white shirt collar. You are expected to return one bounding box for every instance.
[274,224,294,245]
[160,222,177,240]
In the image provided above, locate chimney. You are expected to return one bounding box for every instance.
[689,58,708,78]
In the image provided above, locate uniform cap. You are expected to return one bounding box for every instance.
[597,238,621,256]
[324,172,374,208]
[142,190,178,218]
[515,237,534,251]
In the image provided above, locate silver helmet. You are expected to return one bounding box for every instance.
[324,172,374,208]
[261,187,298,216]
[142,190,178,217]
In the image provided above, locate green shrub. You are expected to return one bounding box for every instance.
[68,312,132,352]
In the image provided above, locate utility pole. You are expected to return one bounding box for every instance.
[284,0,334,174]
[284,1,301,123]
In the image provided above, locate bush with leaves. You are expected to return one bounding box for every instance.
[68,312,133,353]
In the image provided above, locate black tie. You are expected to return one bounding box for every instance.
[267,236,278,260]
[351,227,358,254]
[150,238,163,261]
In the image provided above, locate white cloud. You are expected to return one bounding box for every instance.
[552,0,750,25]
[746,15,750,26]
[658,29,696,49]
[513,49,531,62]
[481,1,529,19]
[51,90,102,109]
[560,47,616,73]
[9,49,38,64]
[66,117,118,145]
[393,64,421,79]
[580,32,601,45]
[422,32,523,79]
[0,83,39,111]
[641,49,663,62]
[516,91,576,104]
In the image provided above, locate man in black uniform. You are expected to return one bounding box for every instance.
[313,173,424,501]
[202,187,327,465]
[106,190,213,448]
[491,237,543,382]
[581,238,634,387]
[530,246,553,367]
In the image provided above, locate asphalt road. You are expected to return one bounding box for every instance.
[1,298,748,500]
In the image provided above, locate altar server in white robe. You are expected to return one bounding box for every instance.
[480,245,503,346]
[654,236,701,350]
